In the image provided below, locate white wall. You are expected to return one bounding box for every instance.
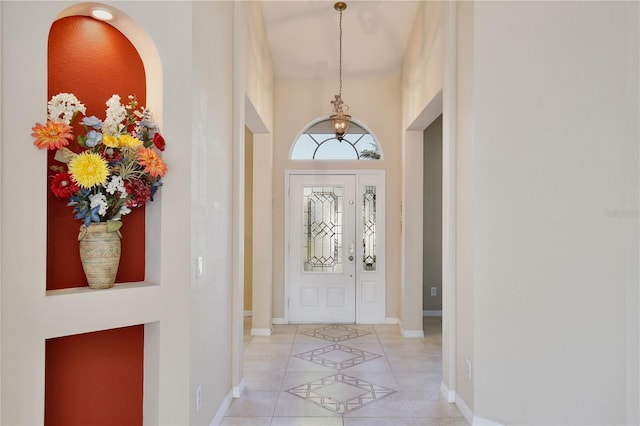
[402,1,640,423]
[1,1,274,425]
[0,2,3,421]
[191,2,235,424]
[273,77,402,322]
[233,1,274,336]
[454,0,475,413]
[251,130,274,332]
[471,1,639,424]
[2,2,191,424]
[402,1,443,130]
[402,0,461,391]
[1,2,194,423]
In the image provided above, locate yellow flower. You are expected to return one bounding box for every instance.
[138,147,167,178]
[68,152,109,189]
[102,134,119,148]
[119,134,143,149]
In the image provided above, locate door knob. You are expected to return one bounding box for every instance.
[348,255,354,261]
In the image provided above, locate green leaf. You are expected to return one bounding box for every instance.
[107,220,123,233]
[77,134,87,148]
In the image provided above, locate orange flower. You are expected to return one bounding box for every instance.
[31,121,73,150]
[137,147,167,178]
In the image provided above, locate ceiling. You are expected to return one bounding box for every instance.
[261,0,420,80]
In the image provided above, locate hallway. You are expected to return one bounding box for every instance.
[222,318,466,425]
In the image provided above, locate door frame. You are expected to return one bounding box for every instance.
[284,170,386,324]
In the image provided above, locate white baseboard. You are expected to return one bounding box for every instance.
[440,381,456,403]
[250,328,272,336]
[232,379,245,398]
[210,388,233,426]
[272,317,420,328]
[391,318,424,338]
[473,415,505,426]
[400,327,425,338]
[355,318,386,324]
[455,392,474,425]
[243,310,252,317]
[423,310,443,317]
[453,392,506,426]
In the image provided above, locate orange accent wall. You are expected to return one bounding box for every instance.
[45,16,147,426]
[45,325,144,426]
[47,16,146,290]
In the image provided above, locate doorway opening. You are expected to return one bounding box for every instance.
[244,126,254,347]
[423,114,443,318]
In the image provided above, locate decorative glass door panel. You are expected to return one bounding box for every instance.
[290,175,356,323]
[303,187,343,273]
[362,185,376,271]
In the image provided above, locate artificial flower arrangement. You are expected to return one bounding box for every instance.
[32,93,167,232]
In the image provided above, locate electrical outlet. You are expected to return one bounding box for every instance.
[465,359,472,380]
[196,385,202,412]
[431,287,437,296]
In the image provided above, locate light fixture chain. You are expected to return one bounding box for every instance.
[339,8,343,98]
[330,2,351,142]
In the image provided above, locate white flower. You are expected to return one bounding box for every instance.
[105,176,128,198]
[119,206,132,217]
[102,95,126,135]
[89,193,108,217]
[47,93,86,125]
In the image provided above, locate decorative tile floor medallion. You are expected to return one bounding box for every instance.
[300,324,371,342]
[286,373,396,415]
[294,344,381,370]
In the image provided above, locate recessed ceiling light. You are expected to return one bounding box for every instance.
[91,8,113,21]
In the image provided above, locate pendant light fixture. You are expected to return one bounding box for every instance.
[330,1,351,141]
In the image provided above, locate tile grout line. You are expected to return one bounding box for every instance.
[271,323,299,422]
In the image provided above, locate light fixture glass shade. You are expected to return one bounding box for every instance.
[330,113,352,141]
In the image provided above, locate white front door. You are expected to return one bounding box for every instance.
[289,174,357,323]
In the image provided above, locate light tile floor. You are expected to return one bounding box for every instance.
[224,318,467,426]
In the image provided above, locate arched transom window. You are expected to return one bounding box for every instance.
[290,118,381,160]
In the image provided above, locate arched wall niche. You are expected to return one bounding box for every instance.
[55,2,163,121]
[46,2,165,288]
[47,14,147,289]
